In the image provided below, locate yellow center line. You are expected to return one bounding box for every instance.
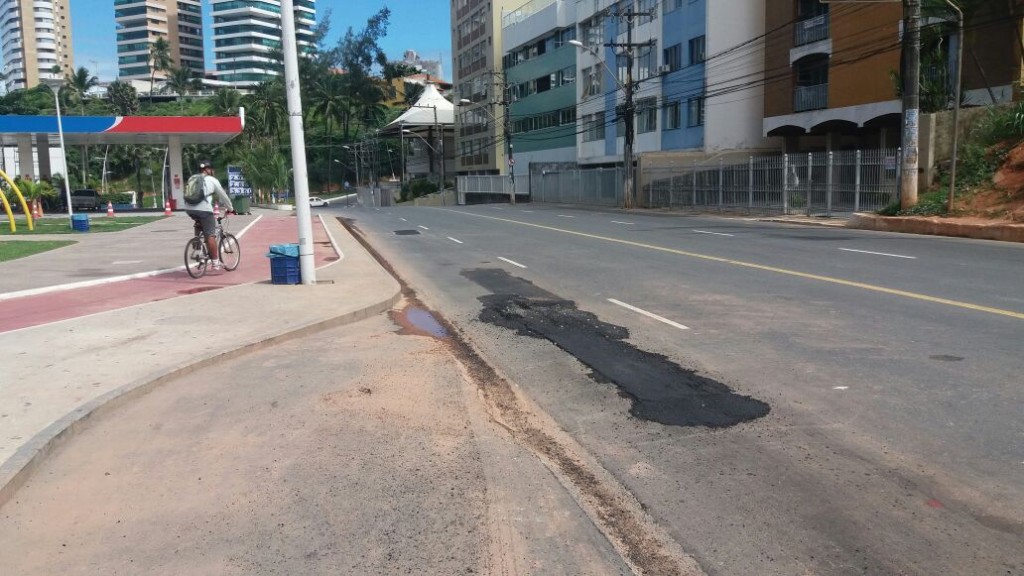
[453,211,1024,321]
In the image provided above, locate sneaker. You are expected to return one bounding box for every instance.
[211,259,222,270]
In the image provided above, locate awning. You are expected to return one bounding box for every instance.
[380,83,454,135]
[0,115,244,146]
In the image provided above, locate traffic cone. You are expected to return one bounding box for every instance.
[164,200,172,216]
[32,200,42,219]
[106,201,114,217]
[213,202,220,218]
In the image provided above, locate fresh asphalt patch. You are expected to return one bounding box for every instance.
[463,268,770,428]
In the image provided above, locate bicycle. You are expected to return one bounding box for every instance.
[184,214,241,278]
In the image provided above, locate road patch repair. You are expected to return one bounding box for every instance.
[463,268,770,428]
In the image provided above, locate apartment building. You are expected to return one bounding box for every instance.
[211,0,316,87]
[114,0,204,81]
[498,0,578,168]
[451,0,521,176]
[1,0,73,92]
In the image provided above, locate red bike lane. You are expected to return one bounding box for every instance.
[0,216,339,334]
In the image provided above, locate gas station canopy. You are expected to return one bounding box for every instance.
[0,115,244,146]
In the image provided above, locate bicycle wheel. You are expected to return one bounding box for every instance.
[219,233,241,271]
[184,237,208,278]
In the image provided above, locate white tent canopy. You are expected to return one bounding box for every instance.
[382,83,454,133]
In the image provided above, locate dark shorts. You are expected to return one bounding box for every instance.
[186,210,216,237]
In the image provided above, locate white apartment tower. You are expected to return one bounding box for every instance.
[114,0,205,81]
[1,0,73,92]
[211,0,316,87]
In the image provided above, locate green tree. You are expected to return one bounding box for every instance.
[243,80,287,145]
[108,81,140,115]
[240,141,289,203]
[149,37,174,103]
[208,87,242,116]
[64,66,99,187]
[166,67,200,113]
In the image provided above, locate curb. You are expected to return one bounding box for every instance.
[0,285,401,510]
[847,213,1024,242]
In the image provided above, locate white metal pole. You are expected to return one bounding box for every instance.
[280,0,315,284]
[51,88,73,226]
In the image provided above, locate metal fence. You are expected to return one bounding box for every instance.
[642,148,901,216]
[531,167,625,206]
[456,174,530,204]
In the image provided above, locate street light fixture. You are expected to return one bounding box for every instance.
[569,38,638,209]
[402,128,441,183]
[40,76,74,227]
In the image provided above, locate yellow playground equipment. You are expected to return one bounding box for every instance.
[0,168,34,232]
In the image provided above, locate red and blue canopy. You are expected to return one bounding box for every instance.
[0,115,243,145]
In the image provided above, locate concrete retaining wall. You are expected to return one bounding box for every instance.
[848,213,1024,243]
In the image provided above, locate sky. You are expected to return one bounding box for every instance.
[69,0,453,82]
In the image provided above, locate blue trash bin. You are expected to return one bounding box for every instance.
[266,243,300,285]
[71,214,89,232]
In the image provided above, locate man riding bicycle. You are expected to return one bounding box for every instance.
[185,160,234,269]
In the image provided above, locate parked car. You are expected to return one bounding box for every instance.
[309,196,330,207]
[70,189,101,211]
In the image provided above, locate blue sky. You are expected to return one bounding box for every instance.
[70,0,453,82]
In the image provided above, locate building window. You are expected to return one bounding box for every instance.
[582,111,606,142]
[663,0,683,14]
[689,35,706,65]
[664,101,681,130]
[687,96,704,127]
[637,97,657,133]
[637,45,655,79]
[580,15,604,48]
[663,43,681,72]
[582,66,602,98]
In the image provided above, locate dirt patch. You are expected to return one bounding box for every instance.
[954,141,1024,222]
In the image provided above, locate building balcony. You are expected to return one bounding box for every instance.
[794,13,829,47]
[794,83,828,112]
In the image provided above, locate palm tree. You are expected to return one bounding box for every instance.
[208,87,242,116]
[243,80,286,146]
[308,74,349,192]
[241,141,289,203]
[149,37,173,103]
[65,66,99,185]
[165,67,199,113]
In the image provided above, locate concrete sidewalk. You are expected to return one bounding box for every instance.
[0,211,401,507]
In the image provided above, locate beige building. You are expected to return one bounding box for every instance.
[115,0,204,82]
[451,0,521,176]
[1,0,73,91]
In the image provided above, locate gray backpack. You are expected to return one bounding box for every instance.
[183,174,206,205]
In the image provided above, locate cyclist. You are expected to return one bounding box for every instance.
[185,159,234,269]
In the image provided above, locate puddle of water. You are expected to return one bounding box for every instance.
[392,306,448,338]
[464,268,770,428]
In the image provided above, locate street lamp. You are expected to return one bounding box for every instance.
[402,129,441,185]
[569,38,638,209]
[40,76,74,227]
[459,97,516,205]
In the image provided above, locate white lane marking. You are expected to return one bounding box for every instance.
[111,260,143,265]
[607,299,690,331]
[839,248,916,259]
[418,225,429,230]
[833,386,849,390]
[557,214,575,218]
[498,257,527,269]
[400,217,407,222]
[611,220,634,225]
[448,237,463,244]
[693,230,734,237]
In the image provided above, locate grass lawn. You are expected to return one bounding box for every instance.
[0,215,166,235]
[0,240,76,262]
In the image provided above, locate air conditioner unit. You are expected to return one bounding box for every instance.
[658,65,672,75]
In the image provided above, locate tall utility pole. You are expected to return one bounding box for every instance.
[608,6,653,209]
[900,0,921,209]
[493,71,515,205]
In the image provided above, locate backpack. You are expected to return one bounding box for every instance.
[183,174,206,205]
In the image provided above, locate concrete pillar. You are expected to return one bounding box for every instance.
[35,134,52,179]
[168,136,184,209]
[17,135,35,180]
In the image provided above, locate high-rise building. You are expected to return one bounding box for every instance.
[211,0,316,87]
[0,0,73,92]
[114,0,205,81]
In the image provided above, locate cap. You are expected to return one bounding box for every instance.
[199,159,213,170]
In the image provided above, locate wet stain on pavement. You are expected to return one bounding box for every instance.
[393,229,420,236]
[929,354,964,362]
[463,268,770,428]
[177,286,220,295]
[391,305,448,338]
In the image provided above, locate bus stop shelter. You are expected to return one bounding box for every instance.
[0,114,243,208]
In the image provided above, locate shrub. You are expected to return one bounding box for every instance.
[400,178,438,202]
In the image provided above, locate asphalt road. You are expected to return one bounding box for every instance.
[335,202,1024,576]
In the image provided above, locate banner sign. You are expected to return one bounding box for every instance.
[227,165,253,197]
